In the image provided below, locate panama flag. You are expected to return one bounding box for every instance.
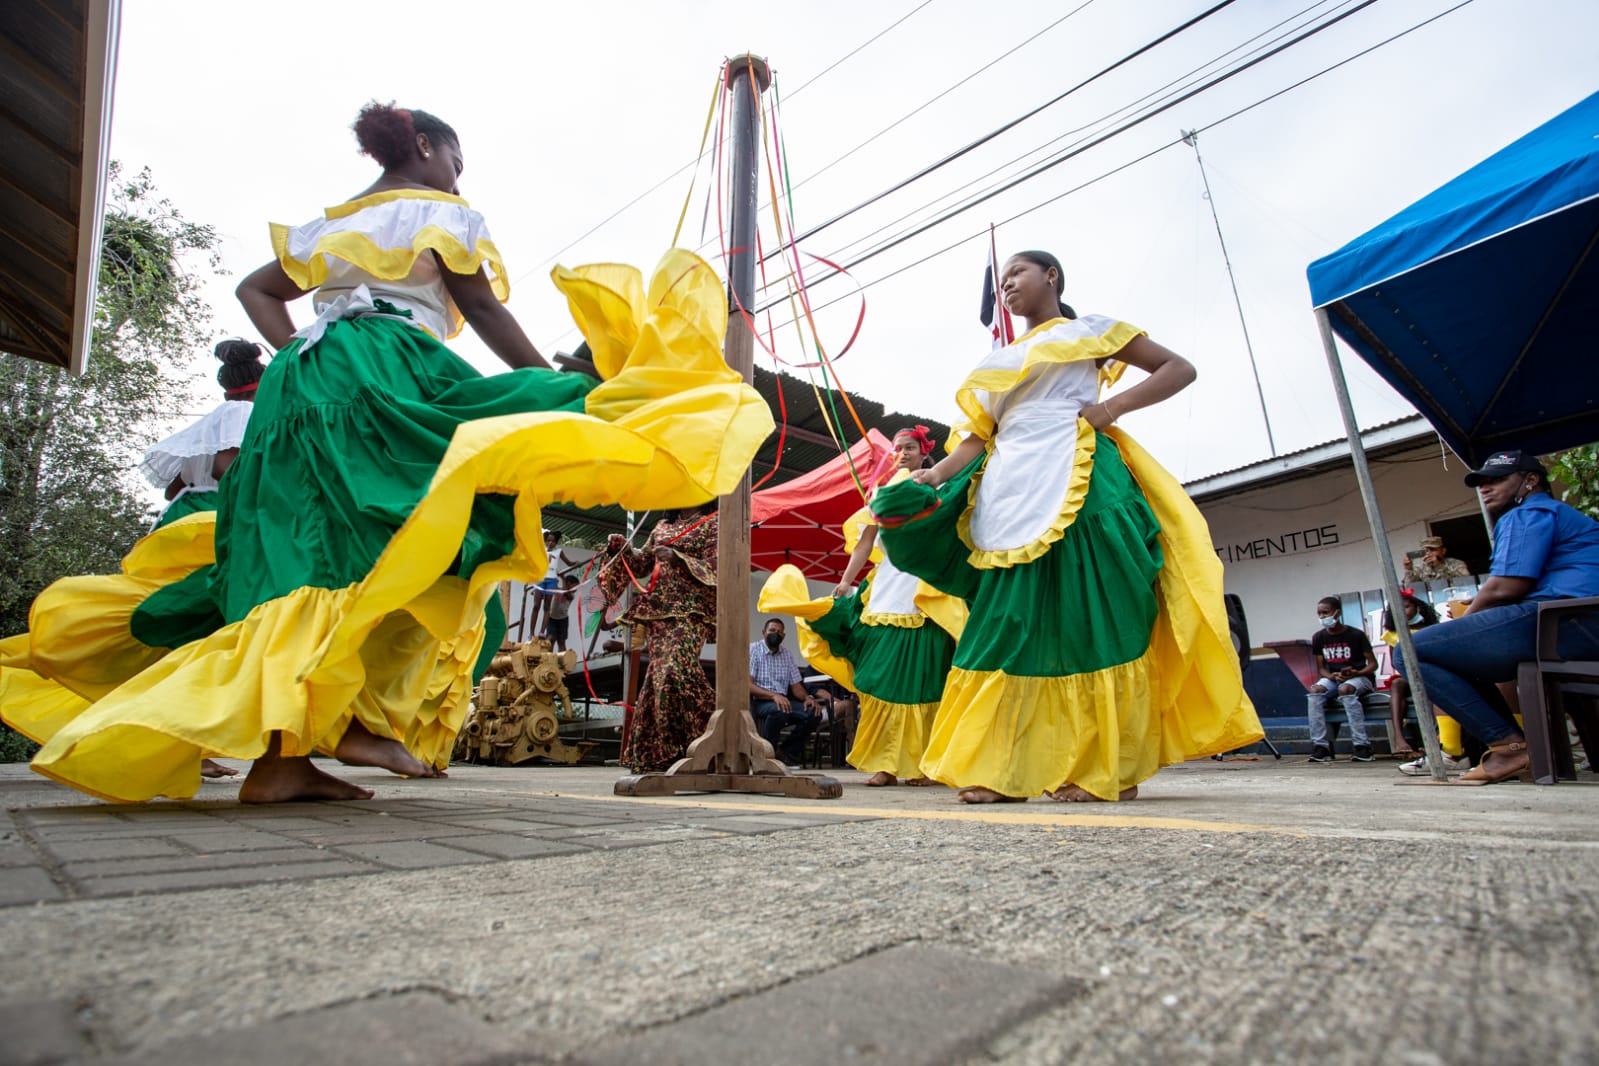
[980,224,1015,350]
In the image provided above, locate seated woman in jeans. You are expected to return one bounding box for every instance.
[1398,451,1599,785]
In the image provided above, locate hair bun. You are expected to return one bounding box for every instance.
[214,338,263,365]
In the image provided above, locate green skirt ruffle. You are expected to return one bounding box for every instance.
[875,432,1163,676]
[807,579,954,706]
[133,317,537,679]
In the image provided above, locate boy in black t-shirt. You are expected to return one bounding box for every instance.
[1307,595,1378,763]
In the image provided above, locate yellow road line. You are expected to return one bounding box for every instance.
[521,790,1289,835]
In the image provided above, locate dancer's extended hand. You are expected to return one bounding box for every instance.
[911,468,940,486]
[831,581,852,598]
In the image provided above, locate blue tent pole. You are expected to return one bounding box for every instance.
[1315,307,1449,782]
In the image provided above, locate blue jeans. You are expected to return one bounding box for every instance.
[752,699,819,763]
[1307,677,1371,747]
[1396,602,1599,745]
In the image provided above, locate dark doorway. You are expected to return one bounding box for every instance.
[1429,512,1493,575]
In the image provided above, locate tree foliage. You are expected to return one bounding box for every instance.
[0,164,222,640]
[1547,443,1599,520]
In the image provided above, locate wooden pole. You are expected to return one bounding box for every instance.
[615,54,840,799]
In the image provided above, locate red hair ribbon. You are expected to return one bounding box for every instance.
[224,383,258,400]
[894,425,936,455]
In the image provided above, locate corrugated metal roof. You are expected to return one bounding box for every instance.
[0,0,119,373]
[541,362,953,542]
[1183,414,1437,501]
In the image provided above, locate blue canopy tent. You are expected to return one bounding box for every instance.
[1303,91,1599,782]
[1308,90,1599,465]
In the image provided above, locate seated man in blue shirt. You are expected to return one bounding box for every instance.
[1398,450,1599,785]
[748,617,824,766]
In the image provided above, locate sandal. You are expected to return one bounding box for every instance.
[1453,740,1530,786]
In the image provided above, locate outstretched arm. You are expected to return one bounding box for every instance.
[437,261,549,370]
[833,524,877,597]
[1082,335,1198,429]
[236,262,309,351]
[916,434,985,487]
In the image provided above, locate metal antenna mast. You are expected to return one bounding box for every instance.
[1183,129,1277,456]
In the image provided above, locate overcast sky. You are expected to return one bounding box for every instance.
[110,0,1599,481]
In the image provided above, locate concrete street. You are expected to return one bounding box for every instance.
[1,756,1595,1065]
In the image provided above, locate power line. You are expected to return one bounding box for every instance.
[813,0,1350,269]
[767,0,1243,256]
[784,0,1101,196]
[756,0,1387,310]
[515,0,942,280]
[782,0,940,99]
[755,0,1476,330]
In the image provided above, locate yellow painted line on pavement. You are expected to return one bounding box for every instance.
[525,790,1290,835]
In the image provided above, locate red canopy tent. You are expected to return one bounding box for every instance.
[749,429,893,583]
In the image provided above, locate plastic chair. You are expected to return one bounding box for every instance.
[1516,596,1599,784]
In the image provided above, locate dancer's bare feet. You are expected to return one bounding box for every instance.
[864,771,898,787]
[239,755,374,803]
[200,759,239,779]
[957,786,1026,804]
[904,777,936,787]
[1047,783,1138,802]
[334,721,446,778]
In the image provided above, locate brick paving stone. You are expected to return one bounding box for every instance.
[0,997,90,1064]
[445,834,592,860]
[78,859,375,899]
[577,943,1086,1066]
[161,828,296,852]
[99,991,530,1066]
[60,847,336,882]
[44,837,190,862]
[16,808,125,825]
[0,866,65,906]
[207,815,337,832]
[282,818,470,843]
[415,815,577,832]
[0,842,40,868]
[331,841,499,869]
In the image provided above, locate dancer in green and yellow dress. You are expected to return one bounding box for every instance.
[758,427,965,785]
[0,101,771,803]
[870,249,1262,803]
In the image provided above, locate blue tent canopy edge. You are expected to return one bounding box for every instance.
[1306,91,1599,466]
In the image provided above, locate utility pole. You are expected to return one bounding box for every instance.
[616,55,840,799]
[1183,129,1277,456]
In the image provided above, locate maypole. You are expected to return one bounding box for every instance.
[615,54,841,799]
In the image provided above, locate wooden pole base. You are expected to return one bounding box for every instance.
[613,705,843,798]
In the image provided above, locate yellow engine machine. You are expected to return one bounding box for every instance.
[455,638,590,765]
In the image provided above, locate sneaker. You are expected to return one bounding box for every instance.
[1352,745,1374,762]
[1308,746,1332,763]
[1398,752,1470,776]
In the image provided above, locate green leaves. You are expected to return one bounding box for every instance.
[1,164,222,638]
[1547,443,1599,520]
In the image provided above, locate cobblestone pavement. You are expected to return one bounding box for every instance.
[1,759,1596,1065]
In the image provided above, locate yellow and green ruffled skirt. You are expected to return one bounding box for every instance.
[873,425,1262,799]
[1,250,773,802]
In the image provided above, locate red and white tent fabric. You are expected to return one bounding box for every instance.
[749,429,893,583]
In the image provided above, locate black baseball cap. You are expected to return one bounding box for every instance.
[1463,450,1548,487]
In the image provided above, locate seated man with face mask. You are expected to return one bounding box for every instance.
[1397,450,1599,785]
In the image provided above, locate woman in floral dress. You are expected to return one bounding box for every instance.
[600,505,719,772]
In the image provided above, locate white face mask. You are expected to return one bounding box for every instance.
[1318,615,1338,629]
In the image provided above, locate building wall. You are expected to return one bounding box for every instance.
[1195,443,1486,647]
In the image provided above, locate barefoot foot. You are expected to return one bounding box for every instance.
[1047,783,1138,802]
[200,759,239,779]
[864,771,898,787]
[957,786,1026,804]
[334,722,446,778]
[239,756,374,804]
[904,777,937,787]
